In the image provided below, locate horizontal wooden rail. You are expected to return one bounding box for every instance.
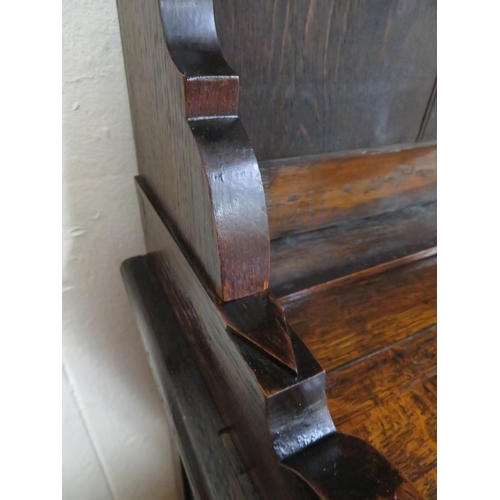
[260,142,437,240]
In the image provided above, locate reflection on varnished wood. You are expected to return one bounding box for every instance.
[270,202,436,297]
[261,143,437,240]
[326,326,437,425]
[340,377,437,500]
[214,0,437,160]
[281,257,437,369]
[281,258,437,499]
[117,0,437,497]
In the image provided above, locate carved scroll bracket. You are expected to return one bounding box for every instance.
[155,0,270,301]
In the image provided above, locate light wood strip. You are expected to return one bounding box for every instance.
[281,256,437,372]
[261,143,436,240]
[325,325,437,425]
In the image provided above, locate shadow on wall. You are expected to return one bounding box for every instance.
[62,0,181,498]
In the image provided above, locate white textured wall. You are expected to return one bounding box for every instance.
[62,0,182,498]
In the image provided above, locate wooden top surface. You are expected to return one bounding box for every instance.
[280,257,437,499]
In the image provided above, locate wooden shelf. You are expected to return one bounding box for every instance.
[261,143,437,241]
[117,0,437,497]
[270,200,436,297]
[280,256,437,500]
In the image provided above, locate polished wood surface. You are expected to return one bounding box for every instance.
[281,257,437,499]
[270,201,436,297]
[283,432,422,500]
[117,0,270,300]
[261,143,436,240]
[281,257,437,370]
[117,1,437,497]
[264,143,437,296]
[214,0,437,160]
[123,252,426,500]
[339,377,437,500]
[325,326,437,425]
[134,178,425,499]
[136,177,330,499]
[121,256,254,499]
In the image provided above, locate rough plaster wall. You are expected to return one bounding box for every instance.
[62,0,182,498]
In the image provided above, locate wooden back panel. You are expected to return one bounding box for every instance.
[214,0,437,161]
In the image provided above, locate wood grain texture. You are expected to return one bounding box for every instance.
[116,0,270,300]
[413,466,437,500]
[133,178,425,499]
[280,257,437,499]
[280,256,437,371]
[325,326,437,426]
[137,176,299,378]
[135,178,332,499]
[281,248,437,305]
[214,0,437,160]
[261,143,437,240]
[121,256,251,499]
[270,201,436,297]
[118,2,437,497]
[122,256,426,500]
[338,377,437,500]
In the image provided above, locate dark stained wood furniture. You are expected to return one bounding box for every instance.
[117,1,437,498]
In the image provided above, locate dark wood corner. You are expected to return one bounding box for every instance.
[116,0,436,498]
